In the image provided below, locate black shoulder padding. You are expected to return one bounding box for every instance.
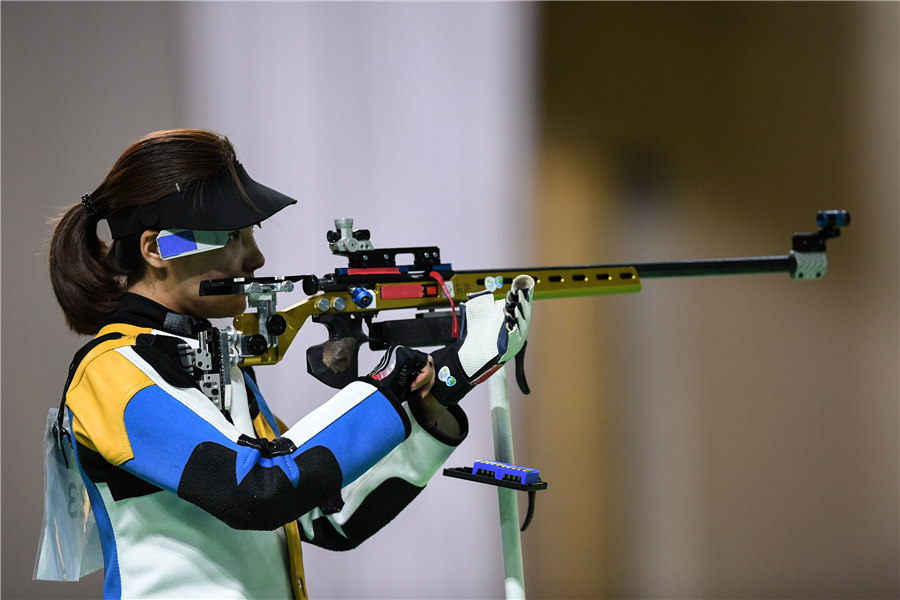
[177,442,343,531]
[133,334,198,390]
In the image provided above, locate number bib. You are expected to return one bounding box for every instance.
[33,409,103,581]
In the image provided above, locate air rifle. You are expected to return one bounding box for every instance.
[199,210,850,392]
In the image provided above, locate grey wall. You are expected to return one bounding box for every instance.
[3,4,185,598]
[2,2,536,598]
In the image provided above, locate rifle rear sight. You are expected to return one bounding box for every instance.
[326,217,443,270]
[327,217,373,255]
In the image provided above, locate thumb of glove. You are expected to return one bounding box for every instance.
[499,274,534,363]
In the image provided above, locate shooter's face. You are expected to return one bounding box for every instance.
[164,227,266,319]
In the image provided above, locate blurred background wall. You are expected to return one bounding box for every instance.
[523,3,898,599]
[3,2,897,599]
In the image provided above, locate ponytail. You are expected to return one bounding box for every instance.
[49,202,138,335]
[48,129,241,335]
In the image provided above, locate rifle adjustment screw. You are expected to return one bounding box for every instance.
[266,314,287,336]
[332,297,347,311]
[241,334,268,357]
[301,276,319,295]
[316,297,331,312]
[351,287,375,308]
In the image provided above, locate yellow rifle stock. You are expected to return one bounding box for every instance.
[200,210,848,389]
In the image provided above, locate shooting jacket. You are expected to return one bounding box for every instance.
[65,293,468,599]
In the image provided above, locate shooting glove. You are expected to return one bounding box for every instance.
[363,345,430,403]
[429,274,534,406]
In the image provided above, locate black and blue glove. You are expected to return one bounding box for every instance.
[364,345,431,403]
[429,274,534,406]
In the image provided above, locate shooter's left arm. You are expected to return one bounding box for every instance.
[294,390,469,550]
[294,275,535,550]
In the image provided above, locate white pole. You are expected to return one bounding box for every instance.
[487,366,526,600]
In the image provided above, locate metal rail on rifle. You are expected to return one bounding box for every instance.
[199,210,849,389]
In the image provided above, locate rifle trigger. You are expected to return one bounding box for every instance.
[514,341,530,395]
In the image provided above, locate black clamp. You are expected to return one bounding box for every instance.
[444,459,548,531]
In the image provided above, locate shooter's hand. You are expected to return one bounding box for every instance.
[410,355,436,399]
[364,346,434,402]
[429,274,535,406]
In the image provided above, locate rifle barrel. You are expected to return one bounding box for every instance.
[628,255,795,278]
[456,254,797,283]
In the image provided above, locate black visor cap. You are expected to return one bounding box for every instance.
[106,162,297,239]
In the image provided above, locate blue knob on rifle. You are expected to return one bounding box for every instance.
[351,287,374,309]
[816,210,850,229]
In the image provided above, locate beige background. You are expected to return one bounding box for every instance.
[522,3,898,598]
[3,2,898,599]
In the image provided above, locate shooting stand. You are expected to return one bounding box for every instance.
[488,367,528,599]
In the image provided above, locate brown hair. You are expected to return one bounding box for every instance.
[49,129,242,335]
